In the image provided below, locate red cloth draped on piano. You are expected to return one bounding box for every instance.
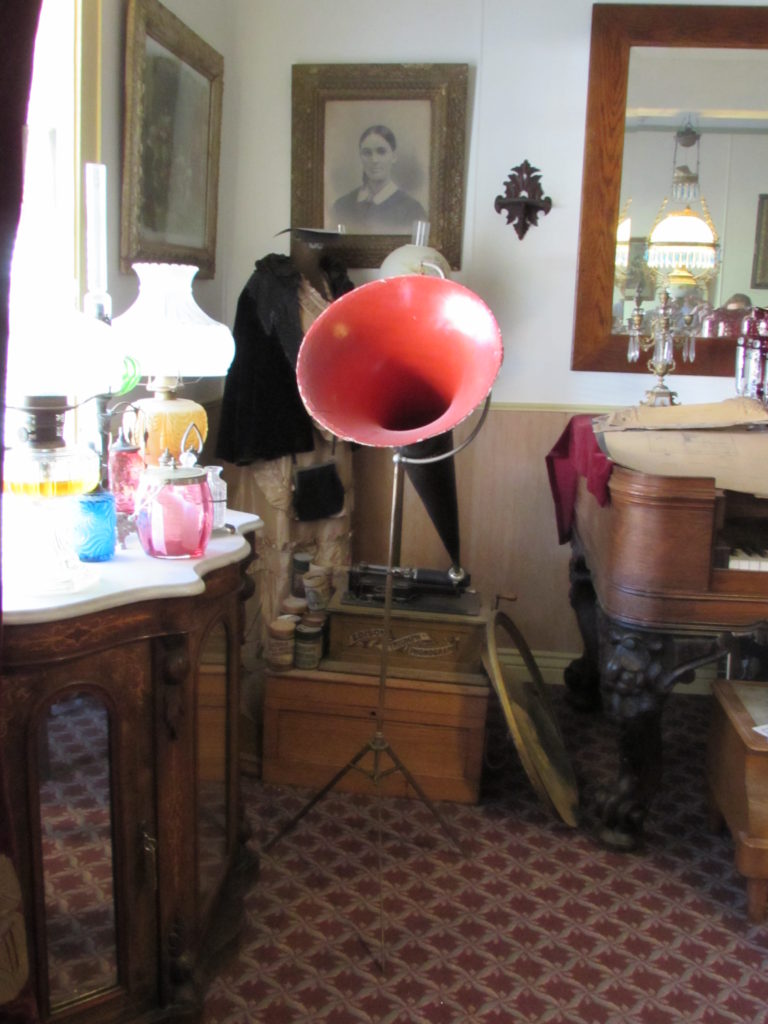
[546,414,613,544]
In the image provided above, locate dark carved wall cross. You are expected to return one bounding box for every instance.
[494,160,552,240]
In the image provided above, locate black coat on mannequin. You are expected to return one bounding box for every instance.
[215,252,353,464]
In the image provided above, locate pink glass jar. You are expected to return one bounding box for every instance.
[134,454,213,559]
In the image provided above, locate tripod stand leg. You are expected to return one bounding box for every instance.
[263,742,372,851]
[378,737,464,853]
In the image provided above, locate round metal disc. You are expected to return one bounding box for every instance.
[483,610,580,827]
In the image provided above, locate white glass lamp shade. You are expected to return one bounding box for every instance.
[6,297,127,407]
[111,263,235,383]
[380,244,451,279]
[647,208,718,275]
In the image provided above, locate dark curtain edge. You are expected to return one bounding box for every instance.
[0,3,46,1021]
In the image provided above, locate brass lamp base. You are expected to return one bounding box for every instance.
[129,392,208,465]
[641,379,680,407]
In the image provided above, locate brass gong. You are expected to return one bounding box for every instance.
[483,609,580,827]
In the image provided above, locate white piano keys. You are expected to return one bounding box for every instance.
[728,548,768,571]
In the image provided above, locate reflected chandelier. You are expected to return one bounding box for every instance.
[646,120,719,287]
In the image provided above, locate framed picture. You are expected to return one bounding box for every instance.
[752,194,768,290]
[291,63,469,269]
[619,237,657,301]
[120,0,223,278]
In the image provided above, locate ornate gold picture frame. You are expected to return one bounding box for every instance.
[120,0,223,278]
[291,63,469,269]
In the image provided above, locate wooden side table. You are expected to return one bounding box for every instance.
[706,679,768,922]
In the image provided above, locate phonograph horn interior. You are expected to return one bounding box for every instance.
[296,275,503,448]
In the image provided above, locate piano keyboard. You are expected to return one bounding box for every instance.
[728,548,768,571]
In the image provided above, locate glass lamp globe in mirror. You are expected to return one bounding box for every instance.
[644,122,720,295]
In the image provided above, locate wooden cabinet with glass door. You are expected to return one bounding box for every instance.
[0,514,260,1023]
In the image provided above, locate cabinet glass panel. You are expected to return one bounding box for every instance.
[197,622,228,917]
[38,691,117,1007]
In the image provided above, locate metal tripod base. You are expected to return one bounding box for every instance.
[264,449,476,858]
[263,729,463,854]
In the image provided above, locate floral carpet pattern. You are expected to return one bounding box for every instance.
[203,689,768,1024]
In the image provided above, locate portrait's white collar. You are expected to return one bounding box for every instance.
[356,180,398,206]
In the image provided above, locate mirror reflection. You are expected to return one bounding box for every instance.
[197,622,229,917]
[613,47,768,338]
[39,691,117,1007]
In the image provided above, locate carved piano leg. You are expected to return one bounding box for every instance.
[593,616,731,851]
[599,714,664,851]
[564,546,602,712]
[593,625,665,850]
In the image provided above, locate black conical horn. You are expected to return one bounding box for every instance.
[402,430,461,568]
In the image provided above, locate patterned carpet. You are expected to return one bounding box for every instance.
[203,687,768,1024]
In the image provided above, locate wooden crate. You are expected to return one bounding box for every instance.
[263,667,489,803]
[325,593,487,684]
[706,680,768,922]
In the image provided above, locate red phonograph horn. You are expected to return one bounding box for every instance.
[296,276,503,448]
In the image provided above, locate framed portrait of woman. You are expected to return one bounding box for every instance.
[291,64,469,269]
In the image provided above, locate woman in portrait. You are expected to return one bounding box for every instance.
[331,124,427,235]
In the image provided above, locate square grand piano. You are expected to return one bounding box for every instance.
[548,413,768,850]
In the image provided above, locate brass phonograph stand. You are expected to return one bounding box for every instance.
[263,405,492,855]
[260,275,580,969]
[260,274,504,856]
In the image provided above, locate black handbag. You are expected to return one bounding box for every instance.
[292,444,345,521]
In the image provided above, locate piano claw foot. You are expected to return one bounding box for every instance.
[594,784,646,851]
[598,824,642,852]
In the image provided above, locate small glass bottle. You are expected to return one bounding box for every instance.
[74,488,117,562]
[206,465,227,529]
[108,427,144,514]
[738,309,768,401]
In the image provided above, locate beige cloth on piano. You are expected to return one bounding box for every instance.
[596,396,768,431]
[593,397,768,498]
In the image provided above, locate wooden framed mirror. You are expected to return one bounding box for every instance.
[571,4,768,375]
